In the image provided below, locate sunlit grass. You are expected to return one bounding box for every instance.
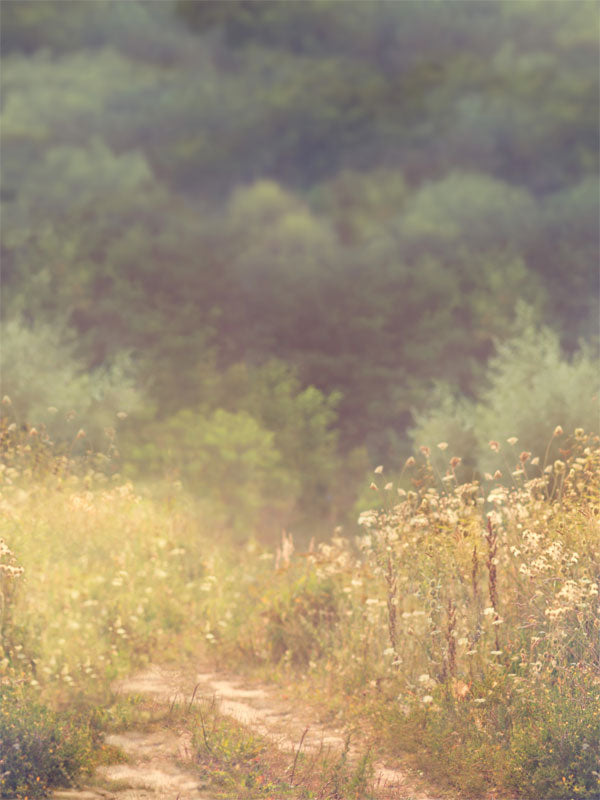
[198,429,600,799]
[1,417,599,798]
[0,417,214,795]
[1,473,208,699]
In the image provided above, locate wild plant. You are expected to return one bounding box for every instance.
[214,430,600,798]
[348,430,600,797]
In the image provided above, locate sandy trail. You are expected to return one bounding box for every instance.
[53,664,440,800]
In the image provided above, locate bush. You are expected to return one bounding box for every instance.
[0,685,95,798]
[411,306,600,476]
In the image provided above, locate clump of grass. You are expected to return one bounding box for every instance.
[189,696,374,799]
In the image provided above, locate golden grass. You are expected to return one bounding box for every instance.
[1,420,599,798]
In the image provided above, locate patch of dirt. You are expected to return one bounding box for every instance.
[54,664,443,799]
[114,665,441,799]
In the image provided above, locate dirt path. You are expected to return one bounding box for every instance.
[53,665,442,800]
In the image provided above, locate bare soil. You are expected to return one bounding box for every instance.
[53,664,443,800]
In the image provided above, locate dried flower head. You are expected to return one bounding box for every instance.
[450,456,462,469]
[374,465,384,474]
[419,445,431,458]
[553,425,564,437]
[405,456,416,468]
[520,451,531,463]
[507,437,518,446]
[437,442,448,451]
[489,441,500,452]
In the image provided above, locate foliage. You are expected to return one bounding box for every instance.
[132,407,290,535]
[411,308,600,476]
[1,0,597,478]
[400,171,539,251]
[0,318,142,449]
[125,359,341,538]
[0,685,96,799]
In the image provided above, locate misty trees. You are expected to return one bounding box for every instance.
[1,0,598,534]
[411,308,600,476]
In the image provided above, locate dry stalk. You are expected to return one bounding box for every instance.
[289,727,309,786]
[485,518,500,651]
[444,597,457,678]
[471,544,480,607]
[385,548,399,667]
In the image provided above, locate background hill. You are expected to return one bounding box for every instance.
[1,0,598,538]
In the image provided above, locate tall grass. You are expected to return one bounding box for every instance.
[1,411,598,798]
[200,429,600,799]
[0,415,212,795]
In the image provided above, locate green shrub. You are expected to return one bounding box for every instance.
[411,306,600,476]
[504,679,600,799]
[0,685,95,798]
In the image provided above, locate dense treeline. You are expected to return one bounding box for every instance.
[1,0,598,538]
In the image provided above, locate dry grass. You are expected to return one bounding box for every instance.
[1,414,598,798]
[200,429,600,798]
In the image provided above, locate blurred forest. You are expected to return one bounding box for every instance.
[1,0,598,538]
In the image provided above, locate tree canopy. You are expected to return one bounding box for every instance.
[1,0,598,537]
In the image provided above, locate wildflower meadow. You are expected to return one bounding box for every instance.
[0,411,598,798]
